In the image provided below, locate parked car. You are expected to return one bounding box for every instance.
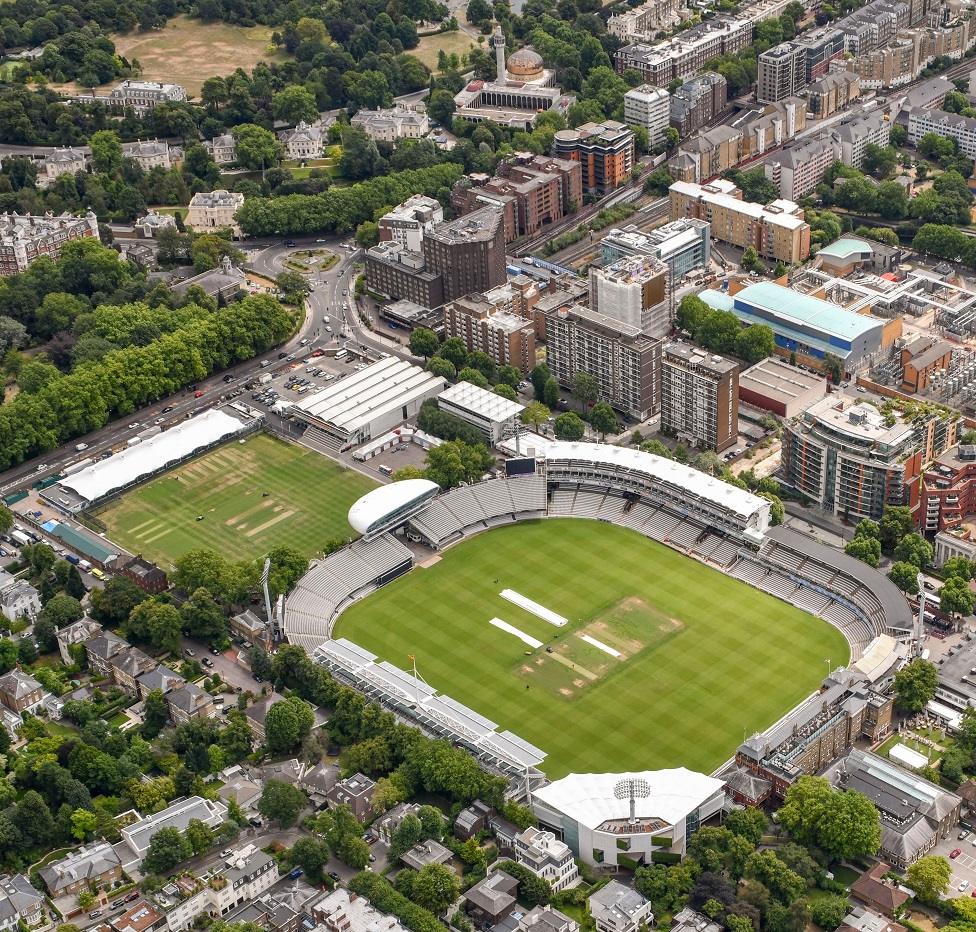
[289,868,304,879]
[184,647,195,657]
[951,849,962,858]
[201,658,213,668]
[960,830,970,840]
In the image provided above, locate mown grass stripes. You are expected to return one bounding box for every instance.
[335,519,849,778]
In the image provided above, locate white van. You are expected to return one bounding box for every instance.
[335,349,348,360]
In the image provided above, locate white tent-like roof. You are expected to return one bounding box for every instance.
[533,769,726,831]
[58,409,247,505]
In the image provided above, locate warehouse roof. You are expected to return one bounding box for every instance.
[439,381,524,424]
[290,357,446,437]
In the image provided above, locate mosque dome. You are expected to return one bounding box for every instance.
[506,47,544,79]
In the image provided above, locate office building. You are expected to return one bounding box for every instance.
[0,210,99,276]
[366,207,506,309]
[763,136,838,201]
[452,28,576,130]
[757,42,806,103]
[451,154,583,242]
[437,381,525,445]
[669,73,727,138]
[444,292,537,374]
[552,121,635,194]
[908,107,976,158]
[378,196,444,252]
[187,190,245,239]
[589,254,670,338]
[544,305,661,419]
[808,71,861,116]
[669,179,810,264]
[613,18,753,87]
[919,443,976,534]
[623,85,671,148]
[601,218,710,282]
[661,341,738,452]
[737,357,826,417]
[781,394,957,519]
[424,208,507,302]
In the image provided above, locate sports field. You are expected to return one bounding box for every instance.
[95,434,376,567]
[334,519,849,778]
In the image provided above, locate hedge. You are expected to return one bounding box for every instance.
[348,871,447,932]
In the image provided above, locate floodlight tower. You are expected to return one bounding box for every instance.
[614,777,651,825]
[261,557,274,634]
[916,571,927,658]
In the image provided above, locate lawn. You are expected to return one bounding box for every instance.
[334,520,849,778]
[110,16,289,96]
[412,29,477,70]
[95,434,377,568]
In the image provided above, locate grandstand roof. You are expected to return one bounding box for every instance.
[533,770,725,832]
[347,479,441,536]
[765,526,914,630]
[543,442,768,524]
[56,409,247,505]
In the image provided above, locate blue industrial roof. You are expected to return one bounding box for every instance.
[700,290,734,312]
[733,282,883,342]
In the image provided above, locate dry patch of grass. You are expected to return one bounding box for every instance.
[412,30,478,70]
[110,16,289,96]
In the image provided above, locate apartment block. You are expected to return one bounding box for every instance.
[552,121,635,194]
[444,293,537,373]
[543,304,661,419]
[669,178,810,264]
[514,828,579,893]
[763,136,838,201]
[378,195,444,252]
[782,394,957,519]
[799,28,846,81]
[919,443,976,534]
[614,18,753,87]
[608,0,682,40]
[623,85,671,148]
[670,125,743,183]
[0,210,99,276]
[908,107,976,158]
[807,71,860,116]
[846,32,921,88]
[661,341,738,452]
[187,190,245,239]
[589,254,670,338]
[451,154,583,242]
[364,243,444,308]
[831,110,891,168]
[669,72,728,138]
[757,42,806,103]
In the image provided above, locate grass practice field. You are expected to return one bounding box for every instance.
[111,16,288,95]
[96,434,376,568]
[335,520,849,778]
